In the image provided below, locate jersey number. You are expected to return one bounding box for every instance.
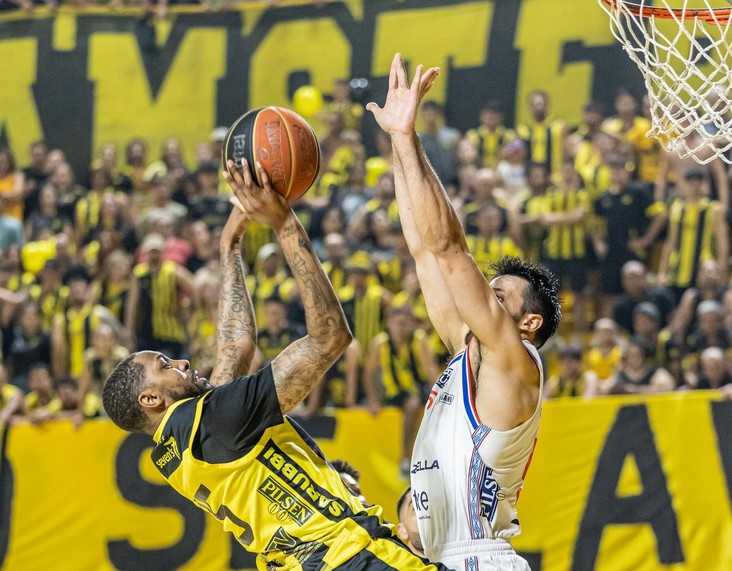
[194,484,254,546]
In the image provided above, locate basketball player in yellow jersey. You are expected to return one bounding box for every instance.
[103,159,447,571]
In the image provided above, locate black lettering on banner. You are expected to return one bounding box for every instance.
[108,433,205,571]
[711,401,732,501]
[572,405,684,570]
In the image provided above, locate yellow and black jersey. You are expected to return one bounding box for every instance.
[545,373,589,398]
[243,222,275,268]
[667,198,721,289]
[54,304,105,377]
[322,261,346,293]
[134,261,186,344]
[543,188,588,261]
[516,119,565,175]
[98,280,128,323]
[465,125,516,169]
[603,117,660,183]
[376,257,406,294]
[30,284,69,332]
[321,354,354,408]
[75,190,103,243]
[338,284,386,358]
[246,272,295,330]
[583,346,623,381]
[0,384,21,409]
[656,330,682,369]
[375,329,429,399]
[257,325,306,364]
[151,366,442,570]
[518,193,548,262]
[466,234,523,278]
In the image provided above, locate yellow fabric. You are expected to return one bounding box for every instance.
[56,304,103,377]
[25,391,62,413]
[543,188,588,260]
[0,384,21,408]
[338,284,385,356]
[2,397,732,570]
[30,284,69,331]
[465,124,516,169]
[603,117,660,183]
[245,271,295,330]
[466,234,523,277]
[375,329,427,398]
[0,173,23,220]
[583,346,623,381]
[667,198,719,288]
[516,119,565,174]
[152,397,393,568]
[134,261,186,342]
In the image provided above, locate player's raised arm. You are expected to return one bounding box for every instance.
[368,54,532,361]
[209,174,257,386]
[228,160,352,413]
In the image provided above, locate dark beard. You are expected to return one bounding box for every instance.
[168,383,210,402]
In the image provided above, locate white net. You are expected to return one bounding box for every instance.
[599,0,732,164]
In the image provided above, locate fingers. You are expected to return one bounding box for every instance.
[255,161,273,192]
[410,64,424,93]
[229,195,246,214]
[389,53,400,90]
[365,102,381,116]
[395,53,408,88]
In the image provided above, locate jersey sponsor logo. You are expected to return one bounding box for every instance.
[411,459,440,474]
[265,526,298,552]
[257,476,314,527]
[257,440,350,520]
[412,489,429,512]
[152,435,182,473]
[437,392,454,405]
[479,465,503,522]
[435,366,453,389]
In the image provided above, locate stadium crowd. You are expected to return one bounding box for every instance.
[0,78,731,464]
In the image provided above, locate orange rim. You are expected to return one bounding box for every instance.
[600,0,732,24]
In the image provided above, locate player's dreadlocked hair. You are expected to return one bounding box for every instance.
[490,256,561,349]
[102,354,148,432]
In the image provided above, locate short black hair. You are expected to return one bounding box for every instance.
[396,486,411,518]
[330,459,360,481]
[102,354,148,432]
[490,256,561,348]
[481,100,503,114]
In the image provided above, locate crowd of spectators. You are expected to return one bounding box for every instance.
[0,76,731,442]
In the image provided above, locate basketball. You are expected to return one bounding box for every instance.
[222,106,320,202]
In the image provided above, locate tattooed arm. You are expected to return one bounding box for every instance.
[209,185,257,386]
[226,159,352,413]
[270,214,351,412]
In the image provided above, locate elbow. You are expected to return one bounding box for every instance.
[325,323,352,357]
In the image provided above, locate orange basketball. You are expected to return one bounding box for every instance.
[222,106,320,202]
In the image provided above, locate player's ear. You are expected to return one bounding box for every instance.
[396,522,409,542]
[521,313,543,335]
[138,388,165,411]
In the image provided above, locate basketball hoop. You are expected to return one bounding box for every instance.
[599,0,732,164]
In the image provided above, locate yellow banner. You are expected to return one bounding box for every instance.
[0,0,635,176]
[0,394,731,570]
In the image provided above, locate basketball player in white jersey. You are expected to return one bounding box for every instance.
[367,54,562,571]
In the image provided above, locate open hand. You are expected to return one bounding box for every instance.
[366,53,440,137]
[223,159,292,231]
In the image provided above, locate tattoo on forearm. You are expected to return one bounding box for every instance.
[211,248,256,384]
[272,216,350,412]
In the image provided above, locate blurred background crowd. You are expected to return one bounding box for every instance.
[0,67,731,471]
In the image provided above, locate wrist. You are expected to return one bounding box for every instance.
[274,210,297,234]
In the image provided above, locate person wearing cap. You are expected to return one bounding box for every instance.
[592,153,667,316]
[338,250,392,355]
[126,232,195,358]
[544,345,598,398]
[657,166,728,301]
[246,242,294,330]
[632,301,683,387]
[466,100,516,170]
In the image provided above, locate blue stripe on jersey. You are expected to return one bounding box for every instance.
[466,555,479,571]
[467,445,486,539]
[462,350,479,430]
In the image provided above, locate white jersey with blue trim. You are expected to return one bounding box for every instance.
[410,340,543,563]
